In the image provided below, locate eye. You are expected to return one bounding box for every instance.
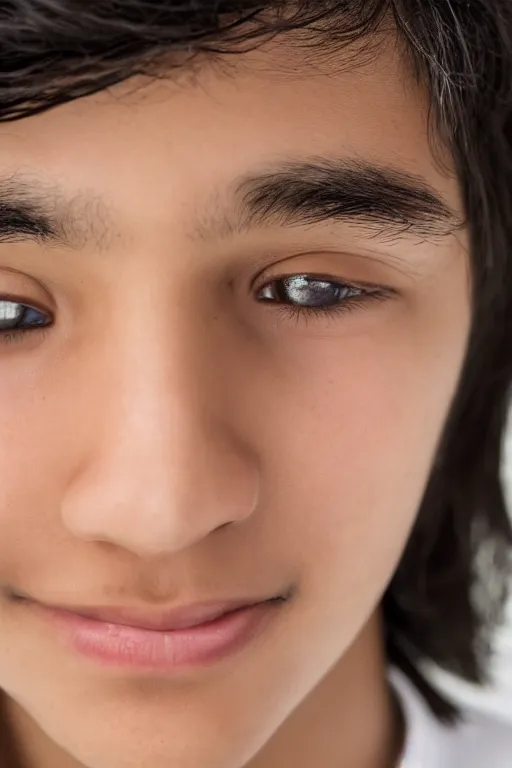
[258,274,362,305]
[0,299,52,344]
[256,274,389,322]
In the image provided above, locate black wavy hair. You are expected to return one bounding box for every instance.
[0,0,511,731]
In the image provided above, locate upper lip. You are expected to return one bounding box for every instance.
[38,595,281,632]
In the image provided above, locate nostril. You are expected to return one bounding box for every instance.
[214,522,234,533]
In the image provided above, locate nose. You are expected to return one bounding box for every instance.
[60,297,259,558]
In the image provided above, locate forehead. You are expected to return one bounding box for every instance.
[0,34,462,242]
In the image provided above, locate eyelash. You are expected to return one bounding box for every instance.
[0,275,391,346]
[255,274,391,323]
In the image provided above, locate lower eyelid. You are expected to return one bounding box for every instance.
[258,287,392,326]
[0,326,51,346]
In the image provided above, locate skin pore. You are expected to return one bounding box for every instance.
[0,33,469,768]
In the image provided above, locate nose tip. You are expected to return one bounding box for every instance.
[60,422,260,558]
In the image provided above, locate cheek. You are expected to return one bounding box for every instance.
[254,294,469,607]
[0,364,75,585]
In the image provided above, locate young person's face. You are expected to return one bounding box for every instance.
[0,36,469,768]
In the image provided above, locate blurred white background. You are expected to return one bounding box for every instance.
[421,418,512,722]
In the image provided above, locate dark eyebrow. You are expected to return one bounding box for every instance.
[0,173,111,250]
[0,157,462,251]
[226,157,463,242]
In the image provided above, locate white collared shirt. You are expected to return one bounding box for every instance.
[388,666,512,767]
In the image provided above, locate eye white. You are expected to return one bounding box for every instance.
[0,301,22,325]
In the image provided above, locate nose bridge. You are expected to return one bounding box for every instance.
[110,318,205,459]
[61,288,258,556]
[91,275,209,457]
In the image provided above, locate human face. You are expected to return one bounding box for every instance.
[0,35,469,768]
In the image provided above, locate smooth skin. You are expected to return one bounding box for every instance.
[0,33,469,768]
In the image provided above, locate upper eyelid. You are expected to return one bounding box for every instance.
[0,293,52,312]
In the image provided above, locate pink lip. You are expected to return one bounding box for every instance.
[31,599,284,671]
[38,597,275,632]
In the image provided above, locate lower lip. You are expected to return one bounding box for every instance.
[31,600,283,671]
